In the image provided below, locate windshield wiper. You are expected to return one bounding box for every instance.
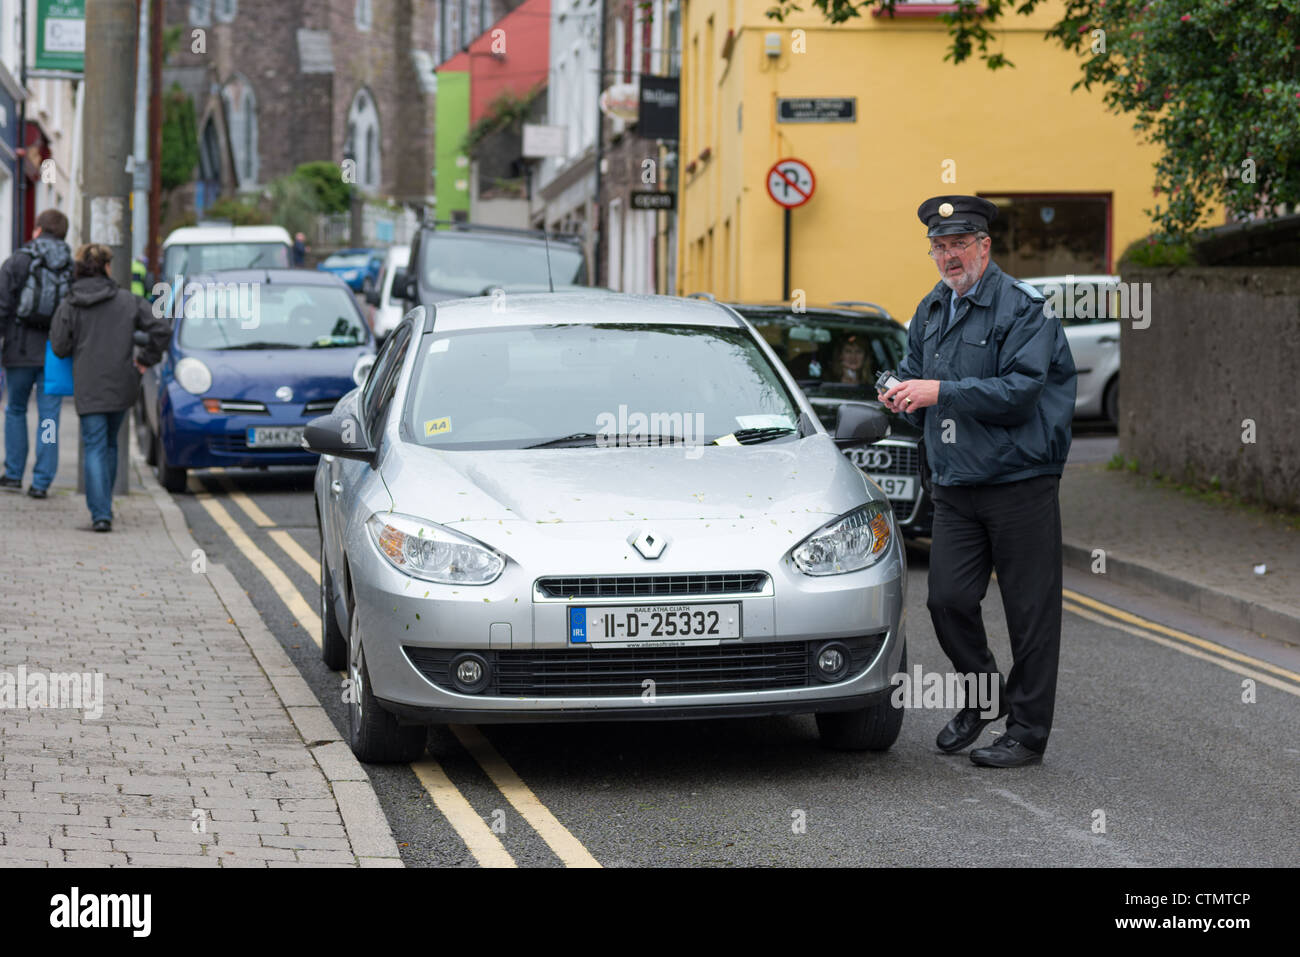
[720,427,799,445]
[524,432,692,449]
[221,341,298,350]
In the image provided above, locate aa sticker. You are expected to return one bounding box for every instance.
[424,417,452,436]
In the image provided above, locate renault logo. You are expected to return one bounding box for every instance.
[629,528,667,559]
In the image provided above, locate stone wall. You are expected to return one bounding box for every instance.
[1119,267,1300,510]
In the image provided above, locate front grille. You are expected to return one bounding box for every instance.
[208,434,249,453]
[863,443,920,476]
[303,398,339,415]
[216,399,268,414]
[536,572,768,600]
[404,633,887,698]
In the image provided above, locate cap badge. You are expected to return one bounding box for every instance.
[939,202,954,217]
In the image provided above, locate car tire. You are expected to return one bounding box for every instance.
[347,603,426,764]
[319,536,347,671]
[815,645,906,752]
[155,437,187,493]
[1103,378,1119,428]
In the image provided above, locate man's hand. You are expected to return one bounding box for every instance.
[880,379,940,414]
[133,360,148,375]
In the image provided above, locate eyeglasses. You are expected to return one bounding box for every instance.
[927,238,980,259]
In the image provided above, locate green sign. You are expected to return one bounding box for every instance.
[434,70,470,221]
[36,1,86,74]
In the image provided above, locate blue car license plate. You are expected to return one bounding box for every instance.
[247,426,305,449]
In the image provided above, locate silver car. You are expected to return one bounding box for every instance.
[307,292,907,762]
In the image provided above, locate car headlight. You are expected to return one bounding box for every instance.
[175,357,212,395]
[790,502,893,576]
[352,354,376,386]
[367,512,505,585]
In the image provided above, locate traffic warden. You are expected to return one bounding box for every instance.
[879,195,1076,767]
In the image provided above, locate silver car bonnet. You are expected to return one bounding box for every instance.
[379,433,875,527]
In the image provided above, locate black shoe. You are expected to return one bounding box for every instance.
[92,519,112,533]
[936,706,1004,753]
[26,486,47,499]
[0,476,21,491]
[970,734,1043,768]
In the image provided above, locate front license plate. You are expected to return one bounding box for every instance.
[569,603,741,646]
[869,474,916,500]
[247,426,305,449]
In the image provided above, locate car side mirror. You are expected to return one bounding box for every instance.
[303,412,375,462]
[832,403,890,448]
[364,278,381,307]
[392,268,413,303]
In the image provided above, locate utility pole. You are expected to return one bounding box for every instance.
[593,0,607,287]
[149,0,162,280]
[81,0,138,496]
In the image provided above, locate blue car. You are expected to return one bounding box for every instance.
[316,248,378,292]
[139,269,377,492]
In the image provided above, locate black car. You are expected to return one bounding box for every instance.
[394,220,589,307]
[719,299,933,539]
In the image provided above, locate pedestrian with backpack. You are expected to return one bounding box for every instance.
[0,209,73,498]
[49,244,170,532]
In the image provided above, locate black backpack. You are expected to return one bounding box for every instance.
[16,239,72,329]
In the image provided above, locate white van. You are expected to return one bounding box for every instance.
[161,224,294,279]
[363,244,410,340]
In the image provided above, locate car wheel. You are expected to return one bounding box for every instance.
[347,602,426,763]
[155,437,187,493]
[1103,378,1119,427]
[319,536,347,671]
[815,645,906,752]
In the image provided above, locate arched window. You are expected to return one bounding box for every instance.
[215,0,237,23]
[221,74,259,187]
[347,88,382,192]
[190,0,211,27]
[356,0,373,31]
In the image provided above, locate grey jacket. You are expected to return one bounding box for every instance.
[49,276,171,415]
[897,261,1077,487]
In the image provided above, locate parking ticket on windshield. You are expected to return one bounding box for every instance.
[428,339,450,353]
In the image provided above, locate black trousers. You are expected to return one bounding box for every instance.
[926,474,1063,753]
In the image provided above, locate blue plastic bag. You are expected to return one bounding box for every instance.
[44,341,74,396]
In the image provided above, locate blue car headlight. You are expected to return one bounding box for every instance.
[790,502,893,576]
[367,512,505,585]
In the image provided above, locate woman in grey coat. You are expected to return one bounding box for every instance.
[49,244,171,531]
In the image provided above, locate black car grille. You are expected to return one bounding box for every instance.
[536,572,768,600]
[208,434,250,453]
[860,444,920,476]
[404,634,887,698]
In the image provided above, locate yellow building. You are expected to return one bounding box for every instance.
[676,1,1169,319]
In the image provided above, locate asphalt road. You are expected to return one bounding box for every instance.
[162,430,1300,867]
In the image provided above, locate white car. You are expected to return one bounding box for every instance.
[363,244,411,341]
[160,223,293,278]
[1023,274,1121,425]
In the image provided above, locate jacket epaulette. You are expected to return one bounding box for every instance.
[1012,279,1045,301]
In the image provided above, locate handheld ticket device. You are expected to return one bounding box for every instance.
[875,369,903,395]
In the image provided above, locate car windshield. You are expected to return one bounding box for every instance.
[745,311,907,402]
[178,285,366,350]
[163,242,291,275]
[324,253,371,268]
[420,234,586,297]
[404,323,802,450]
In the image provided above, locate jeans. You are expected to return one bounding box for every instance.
[81,410,127,523]
[3,365,62,489]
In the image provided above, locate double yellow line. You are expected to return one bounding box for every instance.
[1062,587,1300,696]
[187,469,601,868]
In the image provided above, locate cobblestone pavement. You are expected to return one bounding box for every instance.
[0,398,400,867]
